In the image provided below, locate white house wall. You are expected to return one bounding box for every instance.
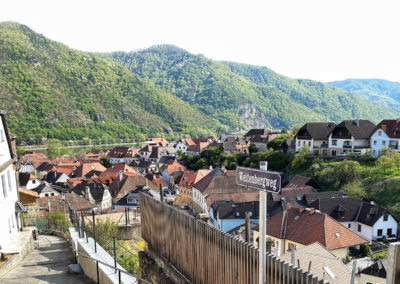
[373,215,398,240]
[341,221,373,243]
[0,164,19,251]
[0,121,11,165]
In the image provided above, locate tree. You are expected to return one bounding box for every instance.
[267,135,288,151]
[101,157,111,168]
[16,146,25,156]
[376,155,395,173]
[343,180,366,199]
[336,160,359,185]
[248,144,258,156]
[291,146,310,170]
[46,139,62,159]
[281,128,288,134]
[392,152,400,170]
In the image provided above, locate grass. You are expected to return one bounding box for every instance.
[371,249,389,260]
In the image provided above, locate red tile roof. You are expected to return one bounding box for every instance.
[159,160,186,174]
[37,192,95,213]
[258,207,367,250]
[99,163,138,179]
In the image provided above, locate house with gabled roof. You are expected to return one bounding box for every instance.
[286,175,320,190]
[370,118,400,157]
[295,122,336,155]
[279,242,353,284]
[72,181,112,210]
[254,207,368,258]
[308,197,398,243]
[328,119,376,156]
[191,168,258,214]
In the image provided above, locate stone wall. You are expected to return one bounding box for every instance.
[117,224,142,240]
[138,249,190,284]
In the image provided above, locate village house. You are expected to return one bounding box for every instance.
[186,142,210,156]
[32,182,61,198]
[74,162,106,178]
[72,181,112,211]
[359,259,388,284]
[279,242,353,283]
[18,187,39,206]
[295,122,336,155]
[244,128,281,151]
[191,168,258,214]
[370,119,400,157]
[328,119,376,156]
[108,173,158,201]
[99,163,138,180]
[285,175,320,190]
[143,137,169,147]
[308,197,398,243]
[18,172,41,190]
[254,207,368,258]
[0,111,25,252]
[173,169,211,207]
[37,192,95,214]
[209,199,285,232]
[108,146,139,164]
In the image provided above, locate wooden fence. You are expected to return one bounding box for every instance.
[139,193,328,284]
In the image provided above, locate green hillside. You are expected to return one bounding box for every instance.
[328,78,400,113]
[0,22,219,143]
[100,45,399,131]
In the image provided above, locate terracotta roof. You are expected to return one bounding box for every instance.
[37,192,95,213]
[279,242,352,283]
[260,207,367,250]
[178,169,212,189]
[244,129,268,137]
[99,163,138,179]
[51,155,76,164]
[146,137,169,146]
[75,162,106,178]
[109,175,158,199]
[187,142,209,153]
[159,160,186,174]
[286,175,320,189]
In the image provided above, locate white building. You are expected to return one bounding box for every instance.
[328,120,376,156]
[0,111,22,252]
[309,197,398,243]
[370,119,400,157]
[294,122,336,155]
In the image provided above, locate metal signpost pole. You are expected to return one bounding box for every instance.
[236,163,280,284]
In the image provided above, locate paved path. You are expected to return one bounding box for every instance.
[1,235,94,284]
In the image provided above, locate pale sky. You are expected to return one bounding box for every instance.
[1,0,400,82]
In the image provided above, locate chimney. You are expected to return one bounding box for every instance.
[85,186,90,200]
[355,119,360,127]
[286,203,292,210]
[309,208,315,215]
[299,207,305,214]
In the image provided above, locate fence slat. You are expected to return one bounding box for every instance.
[138,193,328,284]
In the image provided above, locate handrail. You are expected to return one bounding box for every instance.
[73,244,151,284]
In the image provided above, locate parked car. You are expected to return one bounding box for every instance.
[337,152,347,157]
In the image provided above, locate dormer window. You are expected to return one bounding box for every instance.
[384,214,388,222]
[378,130,382,136]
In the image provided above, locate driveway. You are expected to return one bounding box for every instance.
[1,234,94,284]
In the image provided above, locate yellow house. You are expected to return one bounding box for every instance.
[254,207,368,258]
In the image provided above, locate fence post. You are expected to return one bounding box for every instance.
[113,236,117,273]
[96,260,99,284]
[127,207,130,225]
[245,211,250,243]
[125,207,128,226]
[92,209,97,253]
[387,242,400,284]
[118,270,121,284]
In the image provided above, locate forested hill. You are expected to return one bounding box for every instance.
[328,79,400,112]
[0,22,221,143]
[100,45,399,130]
[1,22,399,144]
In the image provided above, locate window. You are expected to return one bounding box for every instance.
[11,214,14,228]
[7,170,12,192]
[2,175,6,197]
[348,224,351,228]
[0,130,4,143]
[358,224,362,232]
[308,141,311,147]
[383,141,386,146]
[378,130,382,136]
[51,193,55,196]
[384,214,388,221]
[373,150,376,155]
[297,141,300,146]
[45,193,49,197]
[377,229,383,236]
[332,140,337,146]
[249,212,252,217]
[388,228,393,236]
[373,140,377,145]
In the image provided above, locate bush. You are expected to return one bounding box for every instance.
[343,180,366,199]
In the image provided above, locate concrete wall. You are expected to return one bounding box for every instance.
[117,224,142,241]
[69,227,137,284]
